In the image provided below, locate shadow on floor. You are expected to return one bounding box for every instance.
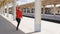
[0,15,25,34]
[42,18,60,24]
[26,31,40,34]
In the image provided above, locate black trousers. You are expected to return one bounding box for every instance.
[16,18,21,30]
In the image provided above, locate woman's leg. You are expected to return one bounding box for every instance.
[16,18,21,30]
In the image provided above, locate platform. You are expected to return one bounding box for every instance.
[0,15,25,34]
[0,14,60,34]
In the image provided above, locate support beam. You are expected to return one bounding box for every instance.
[35,0,42,32]
[0,7,2,14]
[3,6,5,16]
[0,8,1,14]
[26,8,27,14]
[12,0,16,20]
[30,8,31,14]
[1,3,4,15]
[3,2,5,16]
[1,7,4,15]
[50,8,53,14]
[43,5,45,15]
[2,6,4,15]
[7,3,9,17]
[54,4,56,16]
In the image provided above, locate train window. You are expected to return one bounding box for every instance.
[56,10,60,15]
[23,8,26,13]
[27,8,30,13]
[31,8,35,13]
[58,11,60,14]
[41,8,43,14]
[45,8,52,15]
[5,9,7,13]
[22,9,23,13]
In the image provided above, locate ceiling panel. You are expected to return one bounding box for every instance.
[0,0,4,1]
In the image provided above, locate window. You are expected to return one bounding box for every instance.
[31,8,35,13]
[23,8,26,13]
[21,9,24,12]
[41,8,43,14]
[5,9,7,13]
[27,8,30,13]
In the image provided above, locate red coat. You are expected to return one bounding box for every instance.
[16,7,22,18]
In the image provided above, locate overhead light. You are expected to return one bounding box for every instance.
[56,4,60,7]
[45,5,54,8]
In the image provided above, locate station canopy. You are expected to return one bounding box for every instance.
[42,0,60,6]
[0,0,60,7]
[0,0,12,7]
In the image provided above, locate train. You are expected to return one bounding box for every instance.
[5,2,60,21]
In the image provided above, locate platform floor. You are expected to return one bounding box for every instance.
[0,15,25,34]
[0,14,60,34]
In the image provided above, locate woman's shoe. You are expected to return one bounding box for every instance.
[16,27,18,31]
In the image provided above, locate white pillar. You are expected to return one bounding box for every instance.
[12,0,16,20]
[50,8,53,14]
[35,0,42,32]
[0,7,2,14]
[26,8,27,14]
[29,8,31,14]
[7,4,9,17]
[2,7,4,15]
[54,4,56,16]
[43,5,45,15]
[3,6,5,15]
[0,8,1,14]
[1,7,4,15]
[23,9,24,14]
[4,7,5,16]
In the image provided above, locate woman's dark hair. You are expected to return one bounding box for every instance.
[18,7,20,9]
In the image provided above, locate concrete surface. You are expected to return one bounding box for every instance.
[1,14,60,34]
[0,15,25,34]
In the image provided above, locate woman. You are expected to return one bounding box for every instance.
[16,6,22,30]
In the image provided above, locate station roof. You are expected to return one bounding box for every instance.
[0,0,12,7]
[0,0,60,7]
[42,0,60,6]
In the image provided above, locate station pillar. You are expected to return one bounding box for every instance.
[0,3,3,15]
[26,9,27,15]
[54,4,56,16]
[2,3,5,16]
[30,8,32,14]
[7,3,9,17]
[43,5,45,15]
[12,0,16,20]
[0,8,1,14]
[3,3,5,16]
[35,0,42,32]
[3,6,5,16]
[0,7,2,14]
[3,7,5,16]
[2,7,4,15]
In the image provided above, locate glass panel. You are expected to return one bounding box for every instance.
[27,8,30,13]
[31,8,35,13]
[5,9,7,13]
[23,8,26,13]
